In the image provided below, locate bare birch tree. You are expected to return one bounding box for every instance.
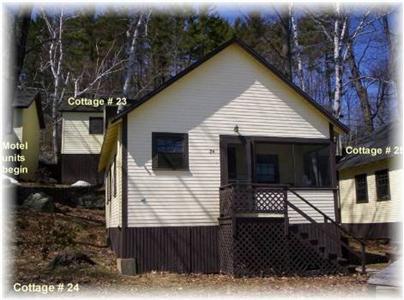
[332,4,348,119]
[309,5,347,119]
[41,9,129,161]
[72,42,126,97]
[289,4,305,91]
[41,9,69,163]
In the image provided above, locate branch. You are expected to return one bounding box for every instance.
[308,12,333,42]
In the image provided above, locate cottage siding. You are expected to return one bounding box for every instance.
[339,159,401,224]
[61,112,103,154]
[12,109,23,142]
[106,125,123,228]
[126,44,333,227]
[7,103,42,180]
[21,102,41,180]
[288,190,335,223]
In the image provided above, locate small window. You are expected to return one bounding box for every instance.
[355,174,368,203]
[376,169,390,201]
[152,132,188,170]
[113,155,117,197]
[89,117,103,134]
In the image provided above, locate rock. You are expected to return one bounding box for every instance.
[76,193,105,209]
[71,180,92,187]
[22,192,54,212]
[48,251,96,270]
[2,174,19,186]
[38,176,58,185]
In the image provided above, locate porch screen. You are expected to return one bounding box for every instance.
[253,142,331,188]
[294,144,331,187]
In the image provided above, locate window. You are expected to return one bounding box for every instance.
[256,154,279,183]
[376,169,390,201]
[152,132,188,170]
[113,155,117,197]
[89,117,103,134]
[355,174,368,203]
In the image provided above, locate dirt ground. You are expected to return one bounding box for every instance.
[6,203,380,297]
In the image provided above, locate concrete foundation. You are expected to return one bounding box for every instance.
[117,258,136,275]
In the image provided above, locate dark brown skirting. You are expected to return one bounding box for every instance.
[107,226,219,274]
[60,154,103,184]
[107,227,122,254]
[108,221,345,276]
[342,222,402,240]
[121,116,128,257]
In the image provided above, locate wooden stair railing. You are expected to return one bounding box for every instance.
[286,187,367,274]
[219,183,368,274]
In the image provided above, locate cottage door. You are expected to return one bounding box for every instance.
[220,136,253,185]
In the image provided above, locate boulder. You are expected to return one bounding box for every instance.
[2,174,19,186]
[76,193,105,209]
[22,192,55,212]
[71,180,92,187]
[48,251,96,270]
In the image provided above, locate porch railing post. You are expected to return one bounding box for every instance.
[284,186,289,238]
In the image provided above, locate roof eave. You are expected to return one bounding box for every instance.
[98,120,121,171]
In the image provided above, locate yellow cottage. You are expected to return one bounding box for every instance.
[6,88,45,181]
[338,122,402,241]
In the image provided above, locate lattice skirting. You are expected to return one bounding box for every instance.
[219,218,345,277]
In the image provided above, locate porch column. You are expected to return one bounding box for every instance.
[329,124,340,223]
[246,137,254,183]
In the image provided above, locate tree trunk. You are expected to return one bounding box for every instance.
[122,15,144,99]
[332,5,342,119]
[289,4,305,91]
[347,46,374,133]
[382,14,401,120]
[325,52,334,109]
[42,10,65,163]
[52,94,59,163]
[15,7,32,82]
[277,9,293,80]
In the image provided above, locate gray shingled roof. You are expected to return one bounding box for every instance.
[13,87,45,129]
[337,122,402,170]
[13,88,39,108]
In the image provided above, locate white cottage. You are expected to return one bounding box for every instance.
[98,39,365,276]
[59,103,105,184]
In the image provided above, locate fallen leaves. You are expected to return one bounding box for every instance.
[8,203,373,297]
